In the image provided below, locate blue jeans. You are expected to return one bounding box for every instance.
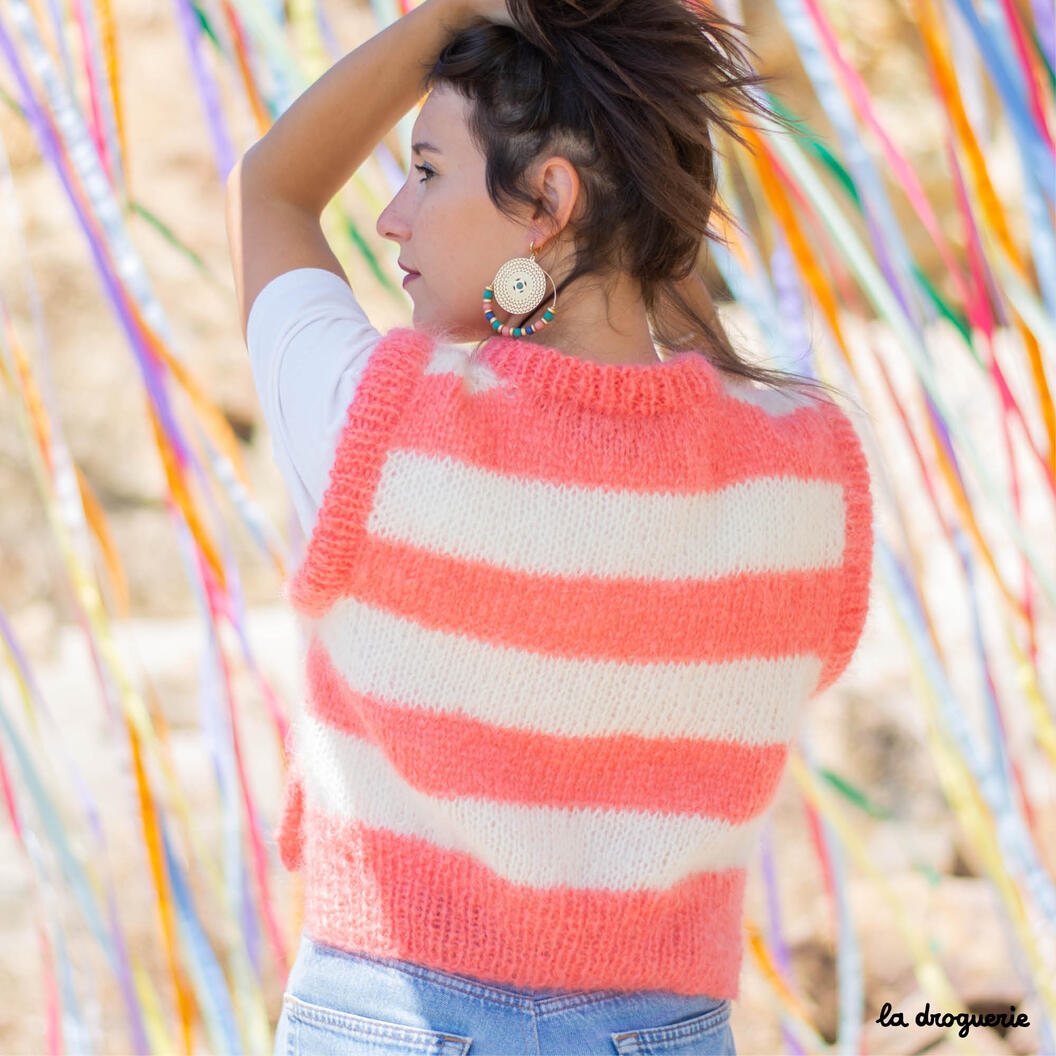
[274,933,736,1055]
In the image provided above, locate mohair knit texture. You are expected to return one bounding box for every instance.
[273,326,874,1000]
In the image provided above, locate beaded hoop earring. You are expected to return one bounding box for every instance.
[483,240,559,339]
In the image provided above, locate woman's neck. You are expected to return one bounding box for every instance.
[516,269,663,366]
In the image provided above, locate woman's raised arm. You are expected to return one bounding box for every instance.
[238,0,487,217]
[227,0,506,335]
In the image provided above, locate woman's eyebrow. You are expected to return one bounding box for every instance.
[412,141,443,155]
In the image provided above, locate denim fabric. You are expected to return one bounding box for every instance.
[274,933,736,1055]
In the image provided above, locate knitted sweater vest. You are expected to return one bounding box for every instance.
[273,327,874,1000]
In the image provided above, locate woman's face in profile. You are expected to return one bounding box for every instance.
[377,83,530,342]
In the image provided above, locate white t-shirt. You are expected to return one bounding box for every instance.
[246,268,382,539]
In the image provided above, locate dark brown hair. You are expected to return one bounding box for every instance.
[423,0,852,408]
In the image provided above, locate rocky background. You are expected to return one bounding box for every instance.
[0,0,1053,1052]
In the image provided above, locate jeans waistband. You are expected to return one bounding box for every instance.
[300,935,647,1013]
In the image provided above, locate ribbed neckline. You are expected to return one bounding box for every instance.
[478,335,720,414]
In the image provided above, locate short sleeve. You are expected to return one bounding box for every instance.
[246,268,383,539]
[815,399,875,695]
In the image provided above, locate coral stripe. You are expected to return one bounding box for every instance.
[301,809,747,998]
[310,543,838,674]
[306,637,791,821]
[403,350,833,493]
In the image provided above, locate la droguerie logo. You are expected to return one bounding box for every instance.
[876,1001,1030,1040]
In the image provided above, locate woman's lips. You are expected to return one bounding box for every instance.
[402,272,420,288]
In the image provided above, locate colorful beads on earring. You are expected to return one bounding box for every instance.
[483,286,557,339]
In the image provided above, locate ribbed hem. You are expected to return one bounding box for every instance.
[478,336,720,415]
[298,809,746,999]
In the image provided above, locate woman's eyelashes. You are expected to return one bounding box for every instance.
[414,163,436,183]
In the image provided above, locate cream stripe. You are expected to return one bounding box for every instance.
[422,342,503,394]
[316,597,822,744]
[422,343,467,375]
[368,450,844,581]
[297,713,765,891]
[722,379,813,416]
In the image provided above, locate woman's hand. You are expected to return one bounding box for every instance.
[470,0,516,27]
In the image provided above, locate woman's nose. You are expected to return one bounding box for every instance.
[377,193,410,243]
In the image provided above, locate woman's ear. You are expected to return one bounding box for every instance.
[531,155,580,241]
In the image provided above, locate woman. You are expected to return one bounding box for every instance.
[225,0,874,1052]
